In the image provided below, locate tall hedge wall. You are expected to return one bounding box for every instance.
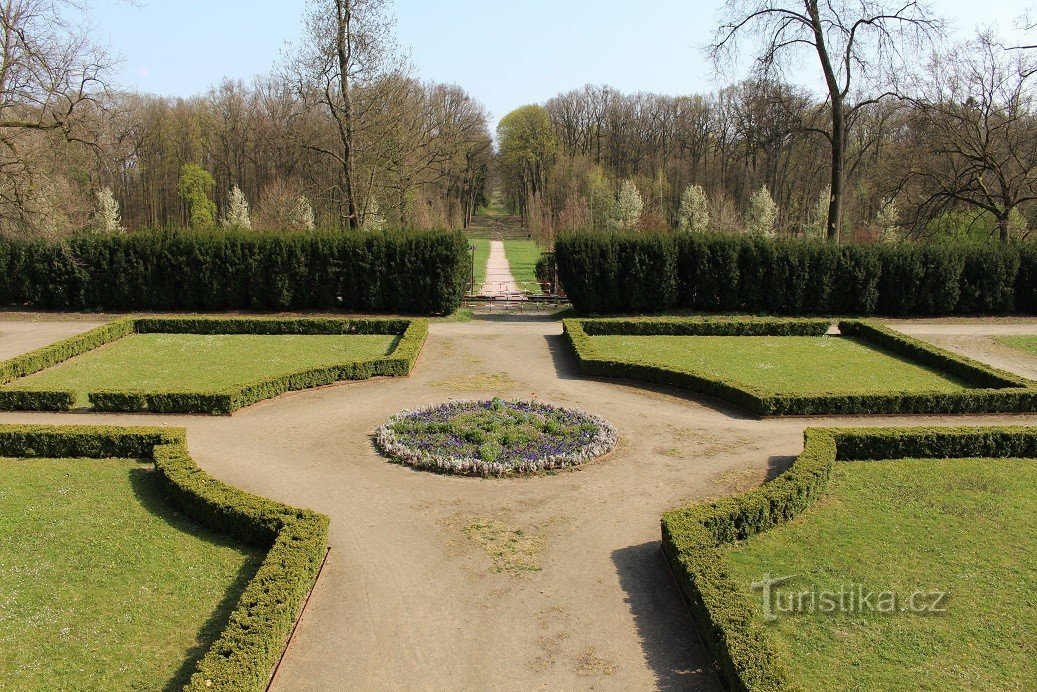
[555,231,1037,315]
[0,228,470,315]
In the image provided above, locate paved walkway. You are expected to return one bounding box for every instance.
[480,240,523,297]
[3,317,1037,690]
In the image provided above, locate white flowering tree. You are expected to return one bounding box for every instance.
[802,187,830,239]
[875,197,902,243]
[290,196,315,231]
[93,187,124,234]
[745,186,778,236]
[222,185,252,230]
[612,179,643,231]
[677,184,710,232]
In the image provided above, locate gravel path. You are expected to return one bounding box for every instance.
[480,240,522,297]
[3,317,1037,690]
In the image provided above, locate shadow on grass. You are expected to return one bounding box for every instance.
[611,542,722,691]
[126,467,262,691]
[545,333,756,420]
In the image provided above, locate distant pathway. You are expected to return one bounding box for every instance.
[479,240,522,297]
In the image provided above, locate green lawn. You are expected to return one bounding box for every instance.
[1000,335,1037,356]
[724,456,1037,690]
[471,238,491,290]
[0,457,262,689]
[6,333,397,403]
[589,335,970,394]
[502,239,542,293]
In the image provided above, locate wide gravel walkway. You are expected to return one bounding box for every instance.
[3,315,1037,690]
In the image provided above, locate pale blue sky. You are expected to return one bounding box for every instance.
[87,0,1031,125]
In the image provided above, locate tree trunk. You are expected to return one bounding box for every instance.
[828,99,844,243]
[998,211,1011,244]
[335,0,359,229]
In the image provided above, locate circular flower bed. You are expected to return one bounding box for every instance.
[374,398,618,476]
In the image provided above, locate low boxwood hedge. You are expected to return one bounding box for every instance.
[660,425,1037,692]
[564,317,1037,417]
[0,423,330,691]
[0,317,427,415]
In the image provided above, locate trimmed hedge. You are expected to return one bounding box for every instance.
[0,316,427,415]
[556,231,1037,316]
[0,228,469,315]
[564,317,1037,417]
[661,425,1037,692]
[0,423,330,691]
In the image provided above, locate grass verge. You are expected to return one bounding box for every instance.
[0,316,427,414]
[0,424,329,691]
[502,239,542,293]
[661,426,1037,691]
[565,317,1037,416]
[0,456,262,689]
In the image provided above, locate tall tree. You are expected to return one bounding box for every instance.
[904,33,1037,243]
[292,0,396,229]
[0,0,113,234]
[712,0,940,241]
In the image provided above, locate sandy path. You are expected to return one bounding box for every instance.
[3,317,1037,690]
[480,240,522,297]
[0,320,106,360]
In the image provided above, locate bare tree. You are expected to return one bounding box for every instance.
[291,0,398,229]
[0,0,113,234]
[904,33,1037,242]
[712,0,940,241]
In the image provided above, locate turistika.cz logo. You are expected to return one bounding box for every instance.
[751,573,949,622]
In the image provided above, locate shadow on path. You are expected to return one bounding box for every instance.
[611,542,722,691]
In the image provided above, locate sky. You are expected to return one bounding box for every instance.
[86,0,1033,127]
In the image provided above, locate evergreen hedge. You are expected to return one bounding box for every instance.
[0,423,330,691]
[0,316,427,415]
[661,425,1037,692]
[0,228,469,315]
[555,231,1037,315]
[564,317,1037,417]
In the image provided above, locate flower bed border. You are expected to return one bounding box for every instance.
[0,423,330,691]
[660,425,1037,691]
[374,399,618,476]
[0,316,427,415]
[563,316,1037,417]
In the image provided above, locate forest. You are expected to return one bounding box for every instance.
[2,0,1036,246]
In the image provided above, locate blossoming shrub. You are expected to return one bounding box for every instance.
[375,398,618,476]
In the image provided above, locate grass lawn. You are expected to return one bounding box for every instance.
[724,456,1037,690]
[999,335,1037,356]
[470,238,491,290]
[5,332,397,403]
[0,457,262,689]
[502,239,542,293]
[589,335,971,394]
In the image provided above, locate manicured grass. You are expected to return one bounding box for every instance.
[470,238,491,289]
[0,457,262,689]
[502,239,542,293]
[1000,335,1037,356]
[589,335,971,394]
[6,332,397,403]
[724,456,1037,690]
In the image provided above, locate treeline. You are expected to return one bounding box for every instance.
[0,0,493,238]
[498,35,1037,245]
[555,231,1037,315]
